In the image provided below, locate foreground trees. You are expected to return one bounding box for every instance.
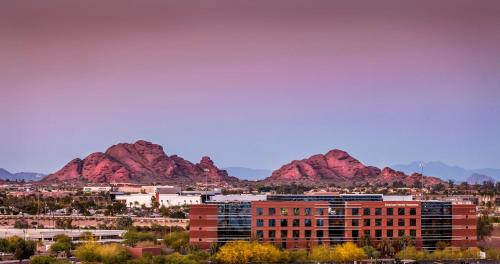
[214,241,366,264]
[75,241,130,264]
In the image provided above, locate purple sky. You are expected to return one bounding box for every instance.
[1,0,500,174]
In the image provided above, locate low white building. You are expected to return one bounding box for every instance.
[83,186,112,193]
[115,193,201,208]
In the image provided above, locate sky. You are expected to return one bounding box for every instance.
[1,0,500,174]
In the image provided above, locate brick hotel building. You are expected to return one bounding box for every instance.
[189,194,476,250]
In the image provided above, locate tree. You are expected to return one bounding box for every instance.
[13,239,36,263]
[363,246,380,259]
[50,234,72,256]
[377,239,395,257]
[308,245,333,263]
[477,215,493,240]
[394,235,414,251]
[116,216,133,229]
[214,241,282,264]
[75,240,100,263]
[358,234,372,247]
[30,256,71,264]
[395,246,427,261]
[164,231,189,252]
[123,230,156,247]
[333,242,366,262]
[14,219,29,228]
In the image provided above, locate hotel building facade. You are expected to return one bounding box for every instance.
[189,194,476,251]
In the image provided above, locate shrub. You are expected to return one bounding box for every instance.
[214,241,282,264]
[123,230,156,247]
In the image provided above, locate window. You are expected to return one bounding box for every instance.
[352,219,359,227]
[256,208,264,216]
[316,230,324,238]
[363,208,371,216]
[256,219,264,227]
[292,219,300,227]
[410,208,417,215]
[375,230,382,238]
[293,230,300,239]
[280,219,288,227]
[398,219,405,226]
[293,208,300,216]
[305,230,312,238]
[269,208,276,216]
[304,219,312,227]
[256,230,264,238]
[387,230,393,238]
[364,230,370,237]
[305,208,312,216]
[316,219,324,227]
[352,230,359,238]
[281,230,288,238]
[352,208,359,215]
[375,208,382,215]
[316,208,324,215]
[398,208,405,216]
[410,229,416,237]
[281,208,289,216]
[269,230,276,238]
[375,219,382,226]
[387,208,394,215]
[410,219,416,226]
[268,219,276,227]
[363,219,371,227]
[387,219,393,226]
[398,230,405,237]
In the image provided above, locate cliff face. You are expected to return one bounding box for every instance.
[265,149,444,186]
[42,140,237,184]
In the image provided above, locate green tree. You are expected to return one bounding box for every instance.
[116,216,134,229]
[477,215,493,240]
[377,239,395,257]
[395,246,427,261]
[164,231,189,252]
[50,234,72,256]
[14,239,36,263]
[123,230,156,247]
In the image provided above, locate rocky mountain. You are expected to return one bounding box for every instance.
[392,161,500,182]
[0,168,45,181]
[224,167,272,181]
[265,149,443,186]
[41,140,238,184]
[466,173,495,185]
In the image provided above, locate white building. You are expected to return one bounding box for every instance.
[83,186,112,193]
[115,193,201,208]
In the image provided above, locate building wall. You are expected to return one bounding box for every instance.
[189,204,218,249]
[189,199,476,250]
[451,204,477,247]
[344,201,422,248]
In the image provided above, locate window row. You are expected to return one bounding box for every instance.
[255,229,417,239]
[255,207,418,216]
[352,218,417,227]
[255,218,417,227]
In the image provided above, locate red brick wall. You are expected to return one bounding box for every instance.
[189,204,218,249]
[451,204,477,247]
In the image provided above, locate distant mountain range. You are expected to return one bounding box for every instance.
[392,161,500,183]
[466,173,495,185]
[223,167,272,181]
[0,168,45,182]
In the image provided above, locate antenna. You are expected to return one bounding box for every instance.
[419,162,424,199]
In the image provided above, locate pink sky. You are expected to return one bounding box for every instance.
[1,0,499,173]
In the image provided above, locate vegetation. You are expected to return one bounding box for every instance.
[123,230,156,247]
[214,241,282,264]
[75,240,130,264]
[309,242,366,263]
[477,215,494,240]
[50,234,72,256]
[30,256,71,264]
[164,231,190,252]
